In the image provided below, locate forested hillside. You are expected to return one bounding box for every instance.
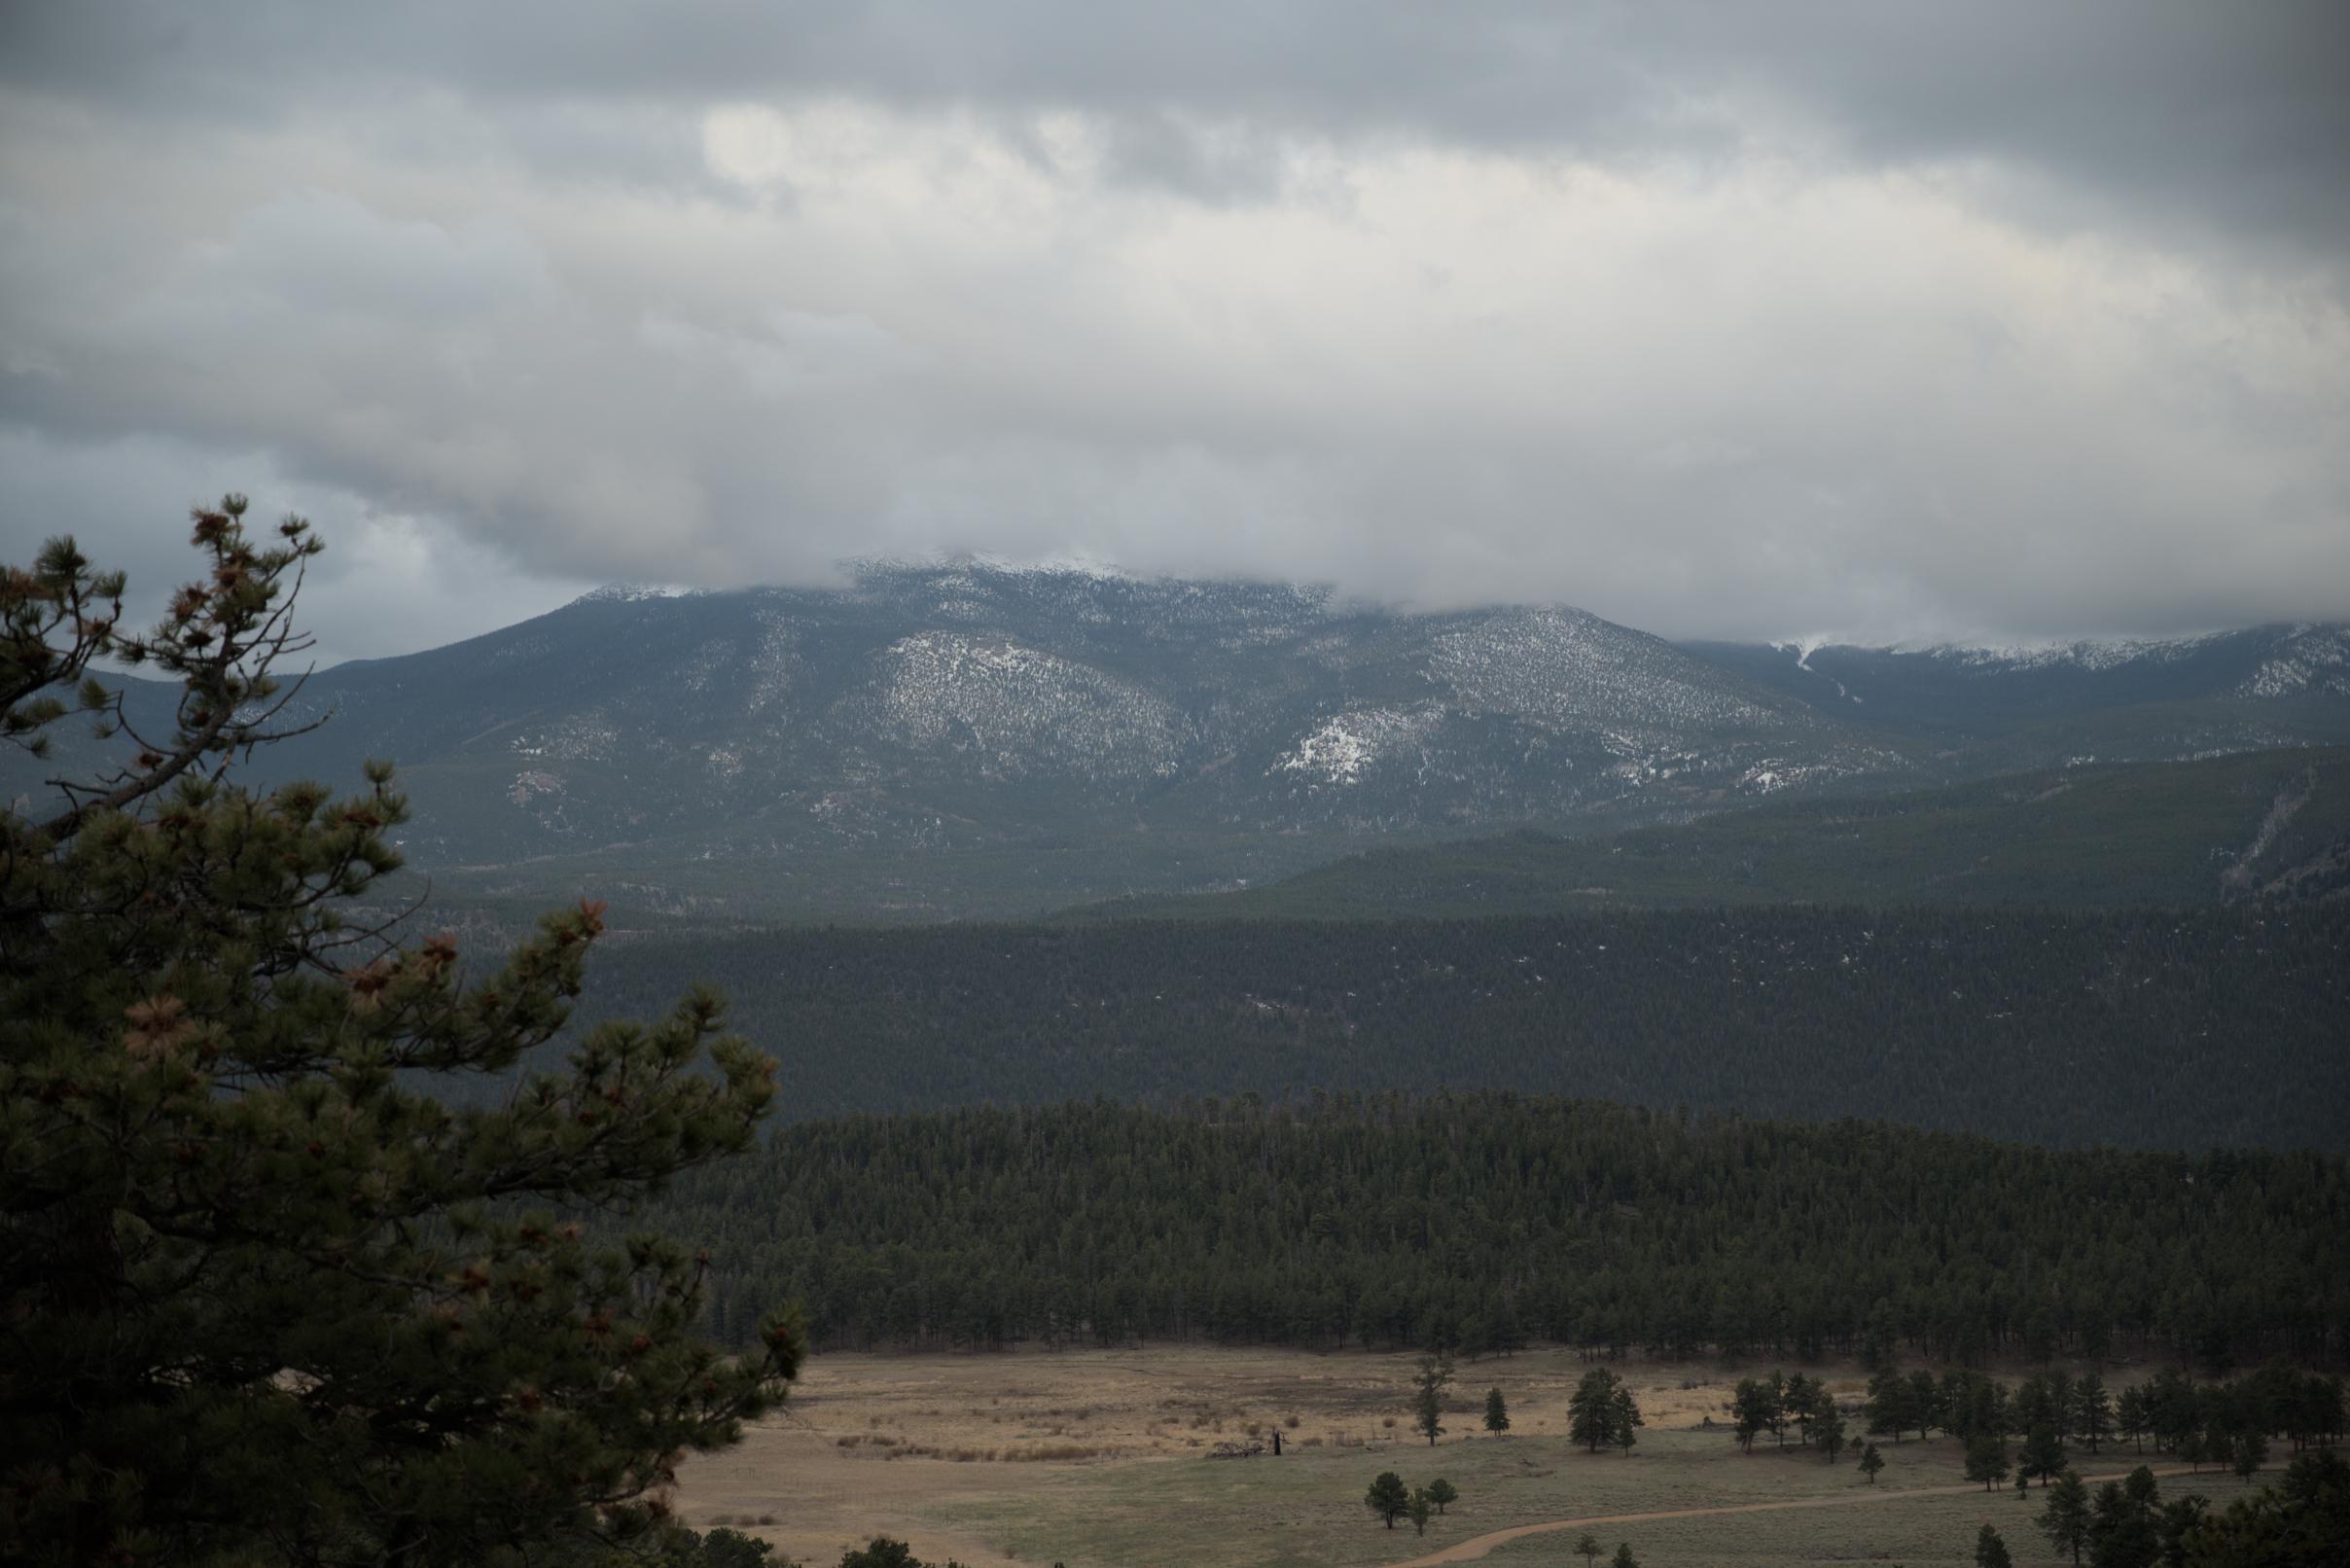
[576,905,2350,1151]
[635,1095,2350,1369]
[1067,747,2350,920]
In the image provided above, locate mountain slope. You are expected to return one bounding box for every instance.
[10,566,2346,921]
[1062,747,2350,920]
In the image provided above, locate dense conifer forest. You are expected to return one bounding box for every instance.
[629,1095,2350,1367]
[578,906,2350,1151]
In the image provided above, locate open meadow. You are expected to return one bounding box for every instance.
[672,1345,2265,1568]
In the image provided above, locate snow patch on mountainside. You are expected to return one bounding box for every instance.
[1272,707,1440,786]
[867,631,1189,779]
[1435,609,1787,731]
[2236,626,2350,698]
[1896,634,2222,671]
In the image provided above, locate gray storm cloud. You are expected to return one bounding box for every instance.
[1,2,2345,662]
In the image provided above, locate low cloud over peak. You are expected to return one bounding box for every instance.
[3,3,2345,663]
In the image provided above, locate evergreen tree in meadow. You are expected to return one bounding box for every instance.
[1974,1522,2012,1568]
[1816,1405,1848,1464]
[1859,1443,1885,1484]
[0,509,801,1567]
[1575,1533,1602,1564]
[2022,1423,2069,1487]
[1366,1472,1409,1529]
[1407,1489,1433,1537]
[2041,1470,2093,1566]
[1610,1386,1644,1456]
[1569,1368,1624,1452]
[1484,1388,1510,1434]
[1413,1353,1454,1446]
[1426,1479,1457,1515]
[1968,1434,2013,1492]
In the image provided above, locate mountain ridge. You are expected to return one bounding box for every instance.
[10,561,2347,922]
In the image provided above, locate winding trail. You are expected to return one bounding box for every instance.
[1382,1461,2216,1566]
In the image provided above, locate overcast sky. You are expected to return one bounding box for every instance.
[3,3,2345,662]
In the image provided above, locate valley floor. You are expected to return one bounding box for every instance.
[671,1344,2266,1568]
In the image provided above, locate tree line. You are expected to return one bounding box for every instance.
[623,1094,2350,1365]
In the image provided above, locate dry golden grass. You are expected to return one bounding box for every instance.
[670,1344,2206,1568]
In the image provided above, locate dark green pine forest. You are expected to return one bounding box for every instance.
[629,1094,2350,1368]
[574,905,2350,1152]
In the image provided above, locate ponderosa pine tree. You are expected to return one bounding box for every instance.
[1860,1443,1884,1484]
[1414,1353,1454,1445]
[1816,1406,1848,1464]
[1569,1368,1623,1452]
[1967,1434,2013,1492]
[2022,1423,2069,1487]
[1484,1388,1510,1434]
[2041,1470,2092,1566]
[2075,1374,2114,1454]
[1974,1522,2012,1568]
[0,508,801,1567]
[1426,1479,1457,1515]
[1610,1386,1643,1455]
[1366,1472,1409,1529]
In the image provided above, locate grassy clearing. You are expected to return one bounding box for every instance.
[670,1344,2254,1568]
[1476,1469,2271,1568]
[949,1428,2027,1568]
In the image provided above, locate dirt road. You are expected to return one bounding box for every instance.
[1382,1463,2218,1566]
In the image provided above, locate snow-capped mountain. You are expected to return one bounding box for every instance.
[14,565,2346,920]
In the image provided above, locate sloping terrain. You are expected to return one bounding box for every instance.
[10,565,2345,921]
[1065,747,2350,921]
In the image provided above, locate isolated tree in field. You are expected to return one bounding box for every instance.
[1414,1353,1455,1445]
[1968,1434,2013,1491]
[1407,1488,1433,1537]
[0,508,801,1566]
[1570,1368,1625,1452]
[2232,1430,2268,1479]
[1611,1543,1638,1568]
[1974,1522,2012,1568]
[1860,1443,1885,1483]
[1611,1386,1644,1455]
[1426,1478,1457,1515]
[1367,1471,1410,1528]
[1575,1533,1603,1564]
[2040,1469,2092,1565]
[1485,1387,1511,1434]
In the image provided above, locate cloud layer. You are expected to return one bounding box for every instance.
[3,3,2345,660]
